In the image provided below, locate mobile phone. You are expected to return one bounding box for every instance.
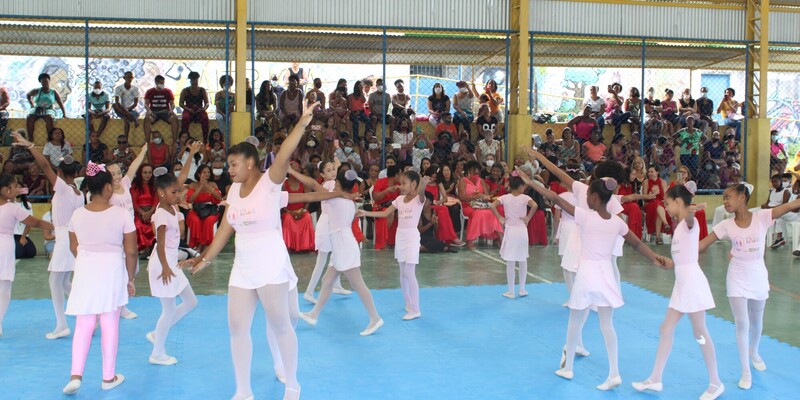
[677,172,684,180]
[333,139,340,149]
[18,187,29,195]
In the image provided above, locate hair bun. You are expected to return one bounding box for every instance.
[153,167,169,178]
[602,177,618,191]
[61,155,75,165]
[742,182,754,196]
[684,181,697,195]
[344,169,358,182]
[244,136,260,147]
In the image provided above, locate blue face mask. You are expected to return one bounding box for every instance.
[416,141,426,149]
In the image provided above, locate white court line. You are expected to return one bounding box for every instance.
[471,249,553,284]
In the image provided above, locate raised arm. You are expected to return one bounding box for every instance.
[268,102,318,184]
[177,141,203,185]
[287,168,326,192]
[771,197,800,220]
[418,176,430,203]
[125,144,149,181]
[11,131,57,185]
[521,145,574,188]
[517,167,575,216]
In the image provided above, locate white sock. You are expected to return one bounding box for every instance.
[518,261,528,291]
[505,261,516,293]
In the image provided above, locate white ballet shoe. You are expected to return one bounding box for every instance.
[120,308,137,319]
[231,394,254,400]
[559,348,566,369]
[402,311,421,321]
[275,369,286,384]
[751,357,767,371]
[502,291,515,299]
[596,376,622,391]
[62,379,81,395]
[101,374,125,390]
[554,368,573,380]
[303,293,317,304]
[699,383,725,400]
[631,380,663,392]
[575,346,590,357]
[360,318,384,336]
[146,331,155,344]
[332,287,352,295]
[518,289,528,297]
[284,386,301,400]
[561,301,568,307]
[149,355,178,366]
[46,327,71,340]
[738,377,752,390]
[299,312,318,326]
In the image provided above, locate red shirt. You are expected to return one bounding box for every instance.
[372,177,399,206]
[148,143,169,167]
[282,180,306,211]
[436,123,457,137]
[144,88,174,112]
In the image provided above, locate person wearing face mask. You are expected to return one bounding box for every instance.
[703,131,725,168]
[334,139,363,172]
[300,128,324,164]
[678,88,707,133]
[306,78,330,121]
[147,131,172,170]
[210,159,231,197]
[347,80,372,142]
[179,71,210,142]
[368,78,392,131]
[476,127,502,164]
[451,81,475,134]
[427,82,451,127]
[696,87,718,134]
[270,74,285,99]
[363,134,383,168]
[143,75,179,144]
[87,80,112,137]
[411,130,433,172]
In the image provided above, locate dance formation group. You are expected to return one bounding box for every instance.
[0,100,796,400]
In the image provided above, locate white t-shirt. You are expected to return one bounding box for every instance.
[392,195,424,230]
[152,206,184,249]
[712,209,773,262]
[499,193,532,227]
[226,170,288,235]
[572,181,624,215]
[326,197,355,232]
[13,202,33,236]
[43,142,73,167]
[671,218,699,265]
[0,202,30,236]
[68,206,136,254]
[109,176,135,217]
[114,84,141,109]
[574,207,628,262]
[51,177,84,228]
[583,97,605,114]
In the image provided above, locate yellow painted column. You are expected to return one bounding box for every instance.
[229,0,250,145]
[743,0,770,207]
[508,0,532,163]
[746,119,772,207]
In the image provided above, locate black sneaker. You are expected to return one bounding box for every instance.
[793,250,800,257]
[770,238,786,249]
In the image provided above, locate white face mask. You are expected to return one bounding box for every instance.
[486,160,495,167]
[306,140,316,148]
[460,87,468,94]
[782,181,790,189]
[173,171,181,177]
[434,87,442,94]
[156,83,165,90]
[92,88,102,95]
[212,168,223,176]
[701,92,708,98]
[369,143,378,150]
[377,85,384,92]
[683,94,690,100]
[344,147,353,153]
[153,137,163,145]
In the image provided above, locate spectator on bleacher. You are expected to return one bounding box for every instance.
[723,129,741,163]
[270,74,285,99]
[210,158,231,198]
[436,112,457,137]
[770,129,788,174]
[207,129,224,155]
[452,81,474,134]
[284,62,308,91]
[368,79,392,132]
[660,89,680,129]
[476,79,504,125]
[427,82,450,128]
[392,118,414,163]
[674,115,703,178]
[581,130,606,172]
[307,78,330,122]
[87,80,111,137]
[703,130,726,168]
[433,131,453,165]
[245,78,253,113]
[347,80,372,140]
[696,86,718,134]
[604,83,630,135]
[476,104,499,141]
[256,80,279,135]
[476,125,502,164]
[180,137,205,179]
[26,73,67,143]
[391,79,414,130]
[144,75,178,144]
[411,133,433,172]
[678,88,706,133]
[624,87,642,131]
[334,138,363,172]
[42,127,72,168]
[567,105,599,144]
[485,163,508,198]
[22,163,47,200]
[110,134,135,169]
[363,133,383,170]
[179,71,210,142]
[8,129,34,173]
[215,74,236,136]
[607,134,628,166]
[539,129,559,158]
[458,160,503,249]
[147,130,171,170]
[131,163,156,253]
[112,71,141,137]
[643,109,667,150]
[423,167,463,247]
[582,85,605,133]
[643,165,669,244]
[329,78,348,104]
[627,131,642,162]
[2,160,12,174]
[185,164,222,252]
[717,87,742,140]
[557,128,580,166]
[329,83,351,133]
[281,161,315,253]
[377,154,396,179]
[631,155,646,186]
[643,87,662,115]
[698,158,721,189]
[651,136,676,180]
[719,156,742,188]
[0,84,9,133]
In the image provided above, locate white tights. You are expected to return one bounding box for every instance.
[307,267,380,324]
[564,307,618,380]
[49,272,72,333]
[151,285,198,359]
[0,280,11,335]
[729,297,767,381]
[562,270,575,295]
[398,262,420,313]
[505,261,528,293]
[228,283,299,399]
[305,251,343,297]
[266,287,299,379]
[644,309,721,387]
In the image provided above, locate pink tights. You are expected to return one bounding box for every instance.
[71,309,121,381]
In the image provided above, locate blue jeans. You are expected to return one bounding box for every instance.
[609,112,631,135]
[349,110,371,141]
[723,118,742,141]
[595,115,605,133]
[453,110,474,133]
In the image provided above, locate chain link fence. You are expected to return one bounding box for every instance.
[767,44,800,180]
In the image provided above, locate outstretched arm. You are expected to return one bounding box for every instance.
[624,230,673,269]
[269,102,318,184]
[126,144,149,181]
[21,215,54,231]
[418,176,429,203]
[521,145,575,188]
[517,167,575,216]
[11,132,57,185]
[621,193,655,203]
[771,197,800,220]
[288,168,326,192]
[698,231,719,253]
[357,205,396,219]
[180,218,235,275]
[288,190,360,204]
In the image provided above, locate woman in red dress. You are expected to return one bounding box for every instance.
[130,163,157,253]
[423,166,464,246]
[371,165,401,249]
[458,161,503,249]
[185,165,222,252]
[525,185,548,245]
[667,166,709,240]
[643,165,670,244]
[618,168,644,240]
[281,161,316,252]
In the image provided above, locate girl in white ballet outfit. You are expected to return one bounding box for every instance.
[299,169,384,336]
[145,167,198,366]
[490,176,536,299]
[0,172,54,338]
[699,182,800,390]
[522,170,672,391]
[633,182,724,400]
[61,161,138,394]
[359,171,428,321]
[14,131,85,340]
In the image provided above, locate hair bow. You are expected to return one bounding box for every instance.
[683,181,697,195]
[344,169,358,182]
[244,136,260,147]
[85,161,106,177]
[741,182,754,195]
[153,167,168,178]
[601,177,618,191]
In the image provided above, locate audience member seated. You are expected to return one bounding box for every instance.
[567,106,599,144]
[624,87,642,131]
[556,128,580,166]
[678,88,707,132]
[13,195,36,259]
[538,129,559,159]
[643,165,670,244]
[8,129,34,173]
[256,80,280,134]
[131,163,157,254]
[432,131,453,165]
[523,176,548,246]
[660,89,680,131]
[179,71,210,142]
[604,83,630,135]
[427,82,450,127]
[209,158,232,197]
[215,75,236,136]
[423,167,464,246]
[485,163,508,198]
[606,134,627,166]
[668,165,708,239]
[111,134,135,169]
[391,79,414,131]
[0,85,8,134]
[411,131,433,172]
[86,131,109,164]
[770,129,788,174]
[717,87,742,140]
[368,78,392,130]
[476,128,502,164]
[282,161,316,252]
[347,80,371,140]
[26,73,67,143]
[113,71,141,136]
[674,115,704,178]
[87,80,111,137]
[644,109,670,150]
[23,163,48,200]
[459,161,503,249]
[651,135,676,180]
[696,86,718,134]
[452,81,474,134]
[180,138,205,179]
[307,78,331,123]
[439,163,462,233]
[144,74,178,143]
[42,127,72,168]
[697,158,722,189]
[581,130,606,172]
[478,79,504,126]
[148,130,172,170]
[334,138,363,172]
[371,165,401,249]
[419,192,459,253]
[618,168,644,239]
[185,165,222,252]
[582,85,605,132]
[206,129,226,161]
[703,130,726,168]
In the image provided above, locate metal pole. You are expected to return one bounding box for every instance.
[84,19,90,162]
[529,33,533,115]
[743,45,750,182]
[225,22,231,146]
[640,38,646,157]
[382,27,387,167]
[251,23,256,136]
[504,32,510,161]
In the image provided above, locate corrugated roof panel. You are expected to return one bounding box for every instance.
[2,0,232,21]
[770,12,800,43]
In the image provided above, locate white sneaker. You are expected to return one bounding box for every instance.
[46,327,71,340]
[101,374,125,390]
[149,355,178,366]
[62,379,81,395]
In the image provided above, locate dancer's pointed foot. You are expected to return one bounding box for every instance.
[631,379,662,392]
[751,354,767,371]
[332,286,352,295]
[699,383,725,400]
[738,376,752,390]
[555,368,573,380]
[402,311,421,321]
[45,327,71,340]
[275,369,286,384]
[299,312,318,326]
[303,293,317,304]
[62,379,81,395]
[575,345,590,357]
[149,355,178,366]
[596,376,622,391]
[360,318,384,336]
[146,331,155,344]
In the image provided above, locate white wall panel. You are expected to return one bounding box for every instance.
[770,12,800,43]
[1,0,233,22]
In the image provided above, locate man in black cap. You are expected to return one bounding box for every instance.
[696,86,717,135]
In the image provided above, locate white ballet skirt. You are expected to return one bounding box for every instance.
[48,227,75,272]
[0,234,15,281]
[314,212,332,252]
[66,251,129,315]
[560,227,581,272]
[148,247,190,298]
[669,262,716,313]
[329,228,360,272]
[567,259,624,310]
[557,219,576,256]
[727,259,769,300]
[500,225,529,262]
[229,230,298,290]
[395,228,421,264]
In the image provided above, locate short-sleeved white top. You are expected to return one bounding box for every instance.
[52,177,84,228]
[152,206,184,249]
[226,170,288,235]
[499,193,532,227]
[114,84,141,109]
[574,207,628,262]
[68,206,136,254]
[12,202,33,235]
[671,218,699,265]
[712,209,773,262]
[0,202,30,236]
[110,176,135,217]
[326,197,355,232]
[392,195,424,230]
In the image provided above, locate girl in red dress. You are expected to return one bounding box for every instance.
[131,163,157,253]
[185,165,222,251]
[618,168,644,240]
[643,166,670,244]
[281,161,315,252]
[423,166,464,246]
